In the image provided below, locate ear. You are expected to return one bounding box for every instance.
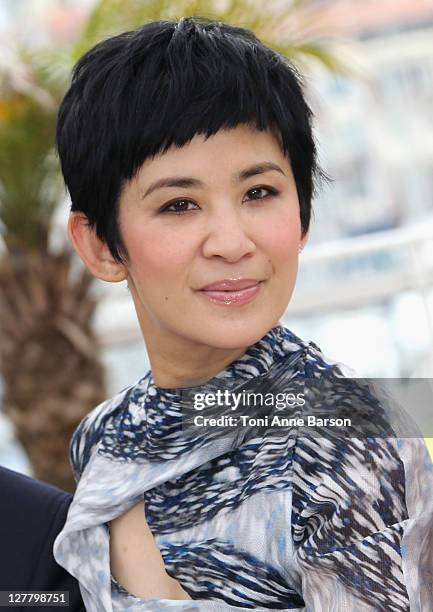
[67,213,128,282]
[299,229,309,251]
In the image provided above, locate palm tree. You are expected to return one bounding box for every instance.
[0,58,106,491]
[0,0,341,491]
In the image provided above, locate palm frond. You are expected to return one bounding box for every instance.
[0,90,60,252]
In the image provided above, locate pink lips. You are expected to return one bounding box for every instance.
[199,279,262,305]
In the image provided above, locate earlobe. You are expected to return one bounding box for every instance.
[67,213,128,282]
[299,230,309,252]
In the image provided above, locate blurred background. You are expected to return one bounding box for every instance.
[1,0,432,490]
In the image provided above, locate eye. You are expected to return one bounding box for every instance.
[159,186,279,214]
[160,199,199,214]
[243,186,279,202]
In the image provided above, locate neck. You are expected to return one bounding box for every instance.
[145,333,247,389]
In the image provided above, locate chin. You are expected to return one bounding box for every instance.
[191,316,282,350]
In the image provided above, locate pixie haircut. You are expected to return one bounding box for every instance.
[57,16,319,262]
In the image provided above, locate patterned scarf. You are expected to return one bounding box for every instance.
[54,324,433,611]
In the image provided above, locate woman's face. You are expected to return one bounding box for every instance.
[118,123,306,353]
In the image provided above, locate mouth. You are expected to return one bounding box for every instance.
[198,281,262,306]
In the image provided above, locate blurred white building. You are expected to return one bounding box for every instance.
[307,0,433,244]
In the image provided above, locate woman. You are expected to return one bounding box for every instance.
[53,16,433,611]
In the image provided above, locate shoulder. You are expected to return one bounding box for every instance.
[0,468,75,587]
[0,467,72,547]
[70,373,151,482]
[0,466,71,517]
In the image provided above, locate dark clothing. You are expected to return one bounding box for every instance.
[0,466,85,611]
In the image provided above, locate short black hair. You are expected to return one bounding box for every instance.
[57,16,319,262]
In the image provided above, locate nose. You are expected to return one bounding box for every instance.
[201,204,257,262]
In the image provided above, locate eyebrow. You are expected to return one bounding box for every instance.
[141,161,286,199]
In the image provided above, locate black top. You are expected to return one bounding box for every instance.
[0,466,85,611]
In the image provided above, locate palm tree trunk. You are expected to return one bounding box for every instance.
[0,249,106,492]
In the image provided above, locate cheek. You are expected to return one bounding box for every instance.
[126,226,192,284]
[260,211,301,262]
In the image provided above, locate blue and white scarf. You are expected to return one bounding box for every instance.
[54,324,433,611]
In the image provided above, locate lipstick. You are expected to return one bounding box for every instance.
[199,279,261,305]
